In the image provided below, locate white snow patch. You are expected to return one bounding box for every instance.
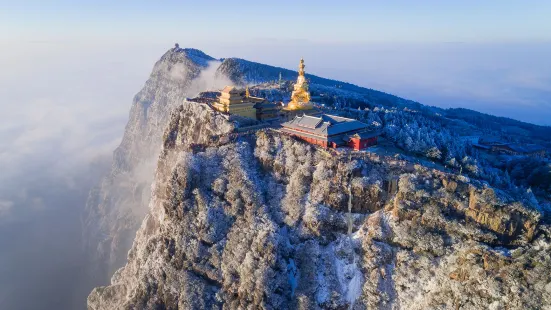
[346,258,363,307]
[352,225,366,240]
[315,263,330,304]
[287,258,298,296]
[334,239,364,308]
[492,246,512,258]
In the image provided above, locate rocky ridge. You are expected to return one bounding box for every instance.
[88,100,551,309]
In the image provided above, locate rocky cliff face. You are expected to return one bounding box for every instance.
[83,46,431,286]
[88,101,551,309]
[82,46,222,280]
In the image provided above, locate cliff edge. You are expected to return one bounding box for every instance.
[88,100,551,309]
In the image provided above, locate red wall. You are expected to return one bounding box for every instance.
[285,127,378,150]
[294,135,327,148]
[348,137,377,150]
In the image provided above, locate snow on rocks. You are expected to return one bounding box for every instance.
[89,86,551,309]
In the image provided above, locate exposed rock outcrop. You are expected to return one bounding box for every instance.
[88,102,551,309]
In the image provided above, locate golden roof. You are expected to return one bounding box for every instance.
[221,86,238,93]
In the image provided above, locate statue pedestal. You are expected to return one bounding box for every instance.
[286,101,314,111]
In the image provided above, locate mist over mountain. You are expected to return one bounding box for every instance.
[0,42,154,310]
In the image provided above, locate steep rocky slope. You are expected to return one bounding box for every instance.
[83,46,423,285]
[88,101,551,309]
[82,46,221,280]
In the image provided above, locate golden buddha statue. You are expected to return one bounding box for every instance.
[286,58,313,110]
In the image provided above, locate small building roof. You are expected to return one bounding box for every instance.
[472,143,491,150]
[522,144,546,153]
[282,114,368,137]
[221,86,239,93]
[246,96,266,103]
[253,101,280,109]
[506,143,546,154]
[346,131,380,140]
[479,136,505,145]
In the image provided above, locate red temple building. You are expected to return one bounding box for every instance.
[280,114,378,150]
[347,132,379,150]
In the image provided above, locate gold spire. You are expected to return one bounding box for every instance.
[245,86,250,98]
[286,58,312,111]
[298,58,305,76]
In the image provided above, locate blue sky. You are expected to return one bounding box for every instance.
[2,1,551,43]
[1,1,550,127]
[1,1,551,125]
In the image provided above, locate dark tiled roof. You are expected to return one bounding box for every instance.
[253,101,280,109]
[507,143,545,153]
[472,143,491,150]
[247,96,268,103]
[479,136,505,145]
[221,86,236,93]
[347,131,380,140]
[296,115,322,129]
[282,114,368,137]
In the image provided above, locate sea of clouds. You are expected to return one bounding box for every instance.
[0,41,163,309]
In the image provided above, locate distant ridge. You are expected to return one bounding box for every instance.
[216,57,418,106]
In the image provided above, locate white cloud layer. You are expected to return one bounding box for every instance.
[0,41,162,309]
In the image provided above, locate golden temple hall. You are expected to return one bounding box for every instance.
[211,58,319,121]
[212,86,280,121]
[212,86,259,119]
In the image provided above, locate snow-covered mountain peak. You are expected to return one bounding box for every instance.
[161,46,217,68]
